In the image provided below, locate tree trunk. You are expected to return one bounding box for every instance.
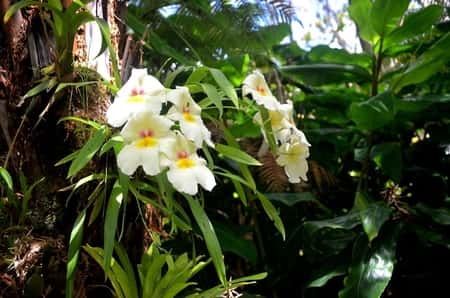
[0,1,138,296]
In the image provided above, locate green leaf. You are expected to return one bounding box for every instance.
[22,80,51,99]
[83,246,127,298]
[201,83,223,117]
[66,209,86,298]
[58,116,102,130]
[68,126,107,178]
[280,64,372,86]
[339,223,401,298]
[0,166,13,192]
[349,92,395,131]
[95,18,121,87]
[266,192,333,215]
[185,196,227,287]
[307,258,348,288]
[215,144,261,166]
[55,81,97,94]
[213,220,258,265]
[265,192,317,207]
[392,32,450,91]
[256,192,286,240]
[308,45,372,69]
[370,0,410,36]
[385,5,443,47]
[370,142,402,182]
[4,0,43,23]
[355,193,392,242]
[415,203,450,225]
[103,180,124,275]
[348,0,378,43]
[209,68,239,108]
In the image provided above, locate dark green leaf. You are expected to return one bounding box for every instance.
[415,203,450,225]
[265,192,316,207]
[308,45,372,69]
[68,126,107,178]
[280,64,371,86]
[349,92,395,131]
[355,193,392,242]
[339,223,401,298]
[213,220,258,265]
[307,258,348,288]
[370,0,410,36]
[392,32,450,91]
[370,142,402,182]
[385,5,443,47]
[186,196,227,286]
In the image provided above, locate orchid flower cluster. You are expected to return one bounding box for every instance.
[243,71,310,183]
[106,68,216,195]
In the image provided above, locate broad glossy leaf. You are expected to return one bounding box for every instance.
[280,64,371,86]
[66,209,86,298]
[308,45,372,69]
[215,144,261,166]
[395,94,450,113]
[415,203,450,225]
[385,5,443,47]
[213,221,257,265]
[370,0,410,36]
[348,0,378,43]
[349,92,395,131]
[307,256,348,288]
[339,224,401,298]
[266,192,332,215]
[355,193,392,242]
[68,126,107,178]
[103,180,124,275]
[186,196,227,286]
[370,142,402,182]
[392,32,450,91]
[265,192,316,207]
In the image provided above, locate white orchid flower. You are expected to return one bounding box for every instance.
[161,133,216,195]
[276,138,310,183]
[107,68,166,127]
[167,86,214,148]
[254,100,297,143]
[242,71,280,110]
[117,111,174,176]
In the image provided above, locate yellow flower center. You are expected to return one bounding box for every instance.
[135,136,157,148]
[183,112,196,123]
[176,158,196,169]
[127,95,144,103]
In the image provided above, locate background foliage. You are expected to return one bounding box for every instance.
[0,0,449,297]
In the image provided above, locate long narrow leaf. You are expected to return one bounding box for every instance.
[185,196,227,287]
[103,180,124,275]
[66,209,86,298]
